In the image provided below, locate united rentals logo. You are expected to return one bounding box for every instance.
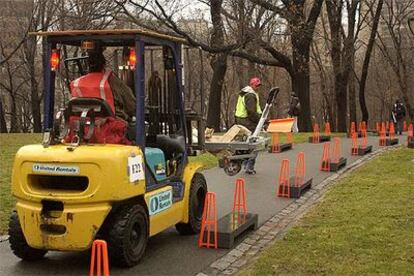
[32,164,80,175]
[148,189,172,216]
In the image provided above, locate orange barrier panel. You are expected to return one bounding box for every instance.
[198,192,218,249]
[312,124,320,143]
[332,137,341,163]
[233,178,247,215]
[271,133,280,153]
[287,132,293,146]
[408,124,413,144]
[295,152,305,187]
[90,240,110,276]
[325,122,331,136]
[268,118,295,133]
[277,159,290,198]
[320,142,331,172]
[389,122,395,139]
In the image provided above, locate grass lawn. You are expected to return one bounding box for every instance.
[243,147,414,275]
[0,134,42,235]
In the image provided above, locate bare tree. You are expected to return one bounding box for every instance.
[119,0,323,131]
[325,0,360,131]
[358,0,384,123]
[206,0,228,130]
[375,0,414,120]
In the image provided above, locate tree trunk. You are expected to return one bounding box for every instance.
[359,0,383,123]
[0,98,7,133]
[292,42,312,131]
[28,33,42,132]
[207,54,227,130]
[206,0,227,131]
[349,70,357,126]
[335,76,348,132]
[292,71,312,131]
[9,94,20,133]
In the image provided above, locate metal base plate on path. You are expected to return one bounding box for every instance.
[408,141,414,149]
[282,177,313,198]
[308,135,331,143]
[322,157,347,172]
[268,143,293,153]
[354,145,373,156]
[385,138,399,146]
[207,212,258,249]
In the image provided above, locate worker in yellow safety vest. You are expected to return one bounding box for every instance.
[234,77,262,174]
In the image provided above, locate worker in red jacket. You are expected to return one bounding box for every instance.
[70,47,136,122]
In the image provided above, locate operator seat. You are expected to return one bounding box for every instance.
[63,97,130,145]
[155,134,185,160]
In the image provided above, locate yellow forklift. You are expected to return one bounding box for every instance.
[8,29,207,267]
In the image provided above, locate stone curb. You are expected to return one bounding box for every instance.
[0,235,9,243]
[201,145,401,275]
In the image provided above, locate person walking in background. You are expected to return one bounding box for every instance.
[235,77,263,174]
[288,92,301,133]
[391,99,406,135]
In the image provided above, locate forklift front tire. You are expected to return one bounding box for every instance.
[8,210,48,261]
[176,172,207,235]
[107,204,148,267]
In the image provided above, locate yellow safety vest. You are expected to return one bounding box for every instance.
[235,91,262,118]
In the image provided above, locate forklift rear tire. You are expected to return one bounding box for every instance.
[107,204,148,267]
[8,210,48,261]
[176,172,207,235]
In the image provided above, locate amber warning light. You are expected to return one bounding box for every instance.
[129,48,137,70]
[50,50,60,71]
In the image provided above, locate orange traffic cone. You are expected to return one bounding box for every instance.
[233,178,247,215]
[295,152,305,187]
[351,132,358,155]
[379,122,386,146]
[198,192,218,249]
[325,122,331,136]
[90,240,110,276]
[332,137,341,164]
[277,159,290,198]
[312,124,320,143]
[320,142,331,172]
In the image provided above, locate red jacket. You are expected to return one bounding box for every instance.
[70,70,115,113]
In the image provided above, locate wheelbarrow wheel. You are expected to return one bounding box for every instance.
[224,160,242,176]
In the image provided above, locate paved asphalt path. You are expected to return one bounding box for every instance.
[0,135,408,275]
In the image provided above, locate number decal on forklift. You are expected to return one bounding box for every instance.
[128,155,144,182]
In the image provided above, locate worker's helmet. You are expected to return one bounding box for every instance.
[249,77,261,88]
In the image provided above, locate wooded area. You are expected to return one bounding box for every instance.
[0,0,413,133]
